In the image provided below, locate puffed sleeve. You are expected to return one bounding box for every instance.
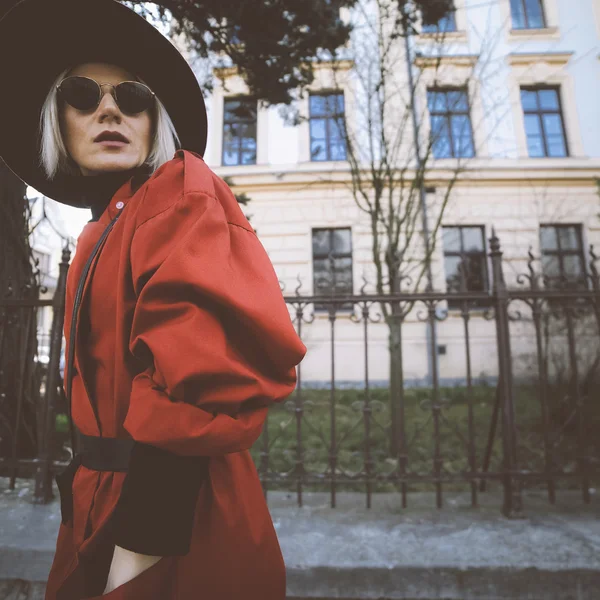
[111,183,306,556]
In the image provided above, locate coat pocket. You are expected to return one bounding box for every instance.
[56,454,82,525]
[82,555,176,599]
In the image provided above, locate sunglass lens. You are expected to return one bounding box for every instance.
[59,77,99,111]
[116,82,154,114]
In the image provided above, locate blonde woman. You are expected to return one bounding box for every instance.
[0,1,306,598]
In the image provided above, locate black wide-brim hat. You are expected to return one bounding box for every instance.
[0,0,207,207]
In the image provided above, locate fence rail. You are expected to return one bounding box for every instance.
[1,234,599,515]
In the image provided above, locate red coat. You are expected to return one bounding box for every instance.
[45,150,306,600]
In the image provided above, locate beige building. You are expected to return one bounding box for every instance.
[203,0,600,386]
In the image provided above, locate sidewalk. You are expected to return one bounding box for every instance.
[1,476,599,599]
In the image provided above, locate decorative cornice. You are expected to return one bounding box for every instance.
[414,53,479,69]
[212,158,600,191]
[213,65,240,80]
[213,59,354,81]
[507,52,573,67]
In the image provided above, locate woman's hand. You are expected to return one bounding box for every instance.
[103,545,162,594]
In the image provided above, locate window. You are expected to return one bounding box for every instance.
[521,87,568,158]
[422,3,457,33]
[442,226,488,306]
[312,228,353,308]
[309,93,347,162]
[222,97,257,166]
[510,0,546,29]
[540,225,586,288]
[427,89,475,159]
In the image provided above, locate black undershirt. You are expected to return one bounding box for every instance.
[73,166,151,222]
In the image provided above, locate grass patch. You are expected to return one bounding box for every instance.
[250,384,599,494]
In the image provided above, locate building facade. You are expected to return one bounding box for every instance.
[202,0,600,387]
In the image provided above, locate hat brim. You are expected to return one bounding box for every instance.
[0,0,207,207]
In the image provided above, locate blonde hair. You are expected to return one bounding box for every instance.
[39,67,180,179]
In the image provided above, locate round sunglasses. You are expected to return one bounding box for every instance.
[56,75,156,115]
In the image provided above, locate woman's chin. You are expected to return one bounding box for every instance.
[81,157,142,175]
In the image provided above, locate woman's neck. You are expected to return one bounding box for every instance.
[74,167,151,221]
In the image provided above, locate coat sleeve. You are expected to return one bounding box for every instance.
[111,185,306,556]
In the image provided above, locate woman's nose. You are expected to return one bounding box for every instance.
[97,90,122,121]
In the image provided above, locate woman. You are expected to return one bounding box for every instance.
[0,1,306,598]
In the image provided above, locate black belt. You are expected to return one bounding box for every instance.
[78,432,135,472]
[56,433,135,525]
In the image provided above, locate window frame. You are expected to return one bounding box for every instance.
[539,224,587,289]
[520,85,569,158]
[221,96,258,167]
[311,227,353,311]
[442,225,490,308]
[510,0,547,30]
[427,87,476,159]
[308,91,347,163]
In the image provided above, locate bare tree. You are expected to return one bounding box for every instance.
[308,0,506,451]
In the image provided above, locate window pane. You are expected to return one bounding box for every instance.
[464,255,486,292]
[526,135,545,158]
[542,114,563,136]
[330,117,346,141]
[328,93,345,115]
[442,227,461,252]
[314,258,333,290]
[427,90,447,113]
[524,114,541,137]
[547,135,567,158]
[310,119,326,140]
[241,136,257,152]
[462,227,485,252]
[223,145,240,166]
[431,116,451,158]
[223,123,240,143]
[332,228,352,254]
[540,227,558,251]
[333,257,353,290]
[558,226,581,251]
[445,255,462,292]
[538,89,559,111]
[525,0,545,28]
[510,0,526,28]
[313,229,332,256]
[241,151,256,165]
[310,95,328,117]
[311,140,326,161]
[563,255,584,279]
[330,143,347,161]
[241,122,257,139]
[521,89,539,111]
[440,11,457,32]
[447,90,468,112]
[224,100,241,122]
[224,99,256,122]
[451,115,474,157]
[542,255,560,279]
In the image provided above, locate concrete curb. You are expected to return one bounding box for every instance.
[286,566,600,599]
[2,480,600,599]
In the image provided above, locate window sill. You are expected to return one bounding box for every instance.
[415,30,468,44]
[508,26,560,41]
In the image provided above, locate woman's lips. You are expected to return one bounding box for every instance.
[96,140,128,148]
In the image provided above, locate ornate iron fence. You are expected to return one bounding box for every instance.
[1,233,599,516]
[257,232,600,517]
